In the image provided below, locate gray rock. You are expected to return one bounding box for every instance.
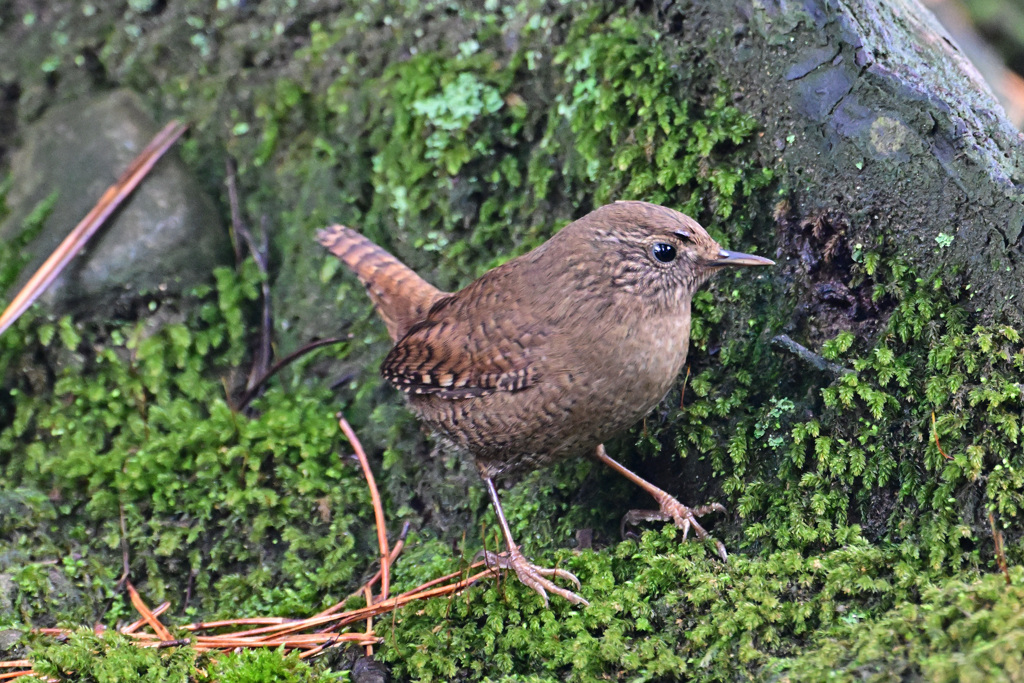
[0,566,91,626]
[0,89,228,317]
[351,656,389,683]
[0,574,13,618]
[0,628,23,653]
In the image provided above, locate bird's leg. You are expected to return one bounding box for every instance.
[478,473,589,607]
[593,444,728,561]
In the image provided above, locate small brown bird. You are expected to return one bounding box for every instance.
[318,201,772,606]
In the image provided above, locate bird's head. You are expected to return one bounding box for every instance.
[562,201,773,313]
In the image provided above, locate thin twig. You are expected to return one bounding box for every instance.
[338,416,391,603]
[771,334,852,377]
[233,336,350,411]
[362,585,374,657]
[297,636,339,660]
[0,120,188,336]
[225,158,274,404]
[316,521,411,620]
[679,365,690,409]
[184,567,196,610]
[154,639,190,649]
[200,565,494,645]
[121,602,170,635]
[126,583,173,642]
[254,214,272,387]
[989,512,1012,585]
[224,157,246,266]
[395,560,488,600]
[931,411,952,460]
[227,172,269,374]
[183,617,291,633]
[116,503,130,589]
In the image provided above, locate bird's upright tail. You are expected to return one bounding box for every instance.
[318,225,447,342]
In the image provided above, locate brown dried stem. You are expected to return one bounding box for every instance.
[126,583,172,642]
[989,512,1012,586]
[931,411,952,460]
[337,415,391,603]
[0,120,188,336]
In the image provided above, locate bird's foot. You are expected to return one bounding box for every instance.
[621,494,728,561]
[479,545,589,607]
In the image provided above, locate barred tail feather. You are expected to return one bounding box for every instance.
[318,225,447,341]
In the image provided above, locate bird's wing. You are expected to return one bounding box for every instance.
[381,296,544,399]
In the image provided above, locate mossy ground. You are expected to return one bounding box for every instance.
[1,1,1023,681]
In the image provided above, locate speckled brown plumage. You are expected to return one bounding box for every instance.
[318,201,773,606]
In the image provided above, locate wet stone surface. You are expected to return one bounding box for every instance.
[0,88,229,318]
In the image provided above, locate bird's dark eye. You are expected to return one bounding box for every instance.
[651,242,677,263]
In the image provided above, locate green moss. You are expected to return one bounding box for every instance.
[30,630,201,682]
[0,261,376,625]
[550,13,773,222]
[26,629,345,682]
[209,647,345,683]
[775,569,1024,681]
[0,190,56,295]
[377,531,923,681]
[722,262,1024,569]
[265,1,773,296]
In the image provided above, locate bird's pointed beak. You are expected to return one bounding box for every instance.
[709,249,774,267]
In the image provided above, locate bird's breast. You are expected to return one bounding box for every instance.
[567,310,691,412]
[406,300,695,481]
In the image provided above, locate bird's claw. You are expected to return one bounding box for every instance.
[621,496,728,561]
[478,546,588,607]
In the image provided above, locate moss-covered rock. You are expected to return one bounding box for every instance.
[2,0,1023,680]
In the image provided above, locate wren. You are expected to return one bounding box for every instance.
[318,201,773,606]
